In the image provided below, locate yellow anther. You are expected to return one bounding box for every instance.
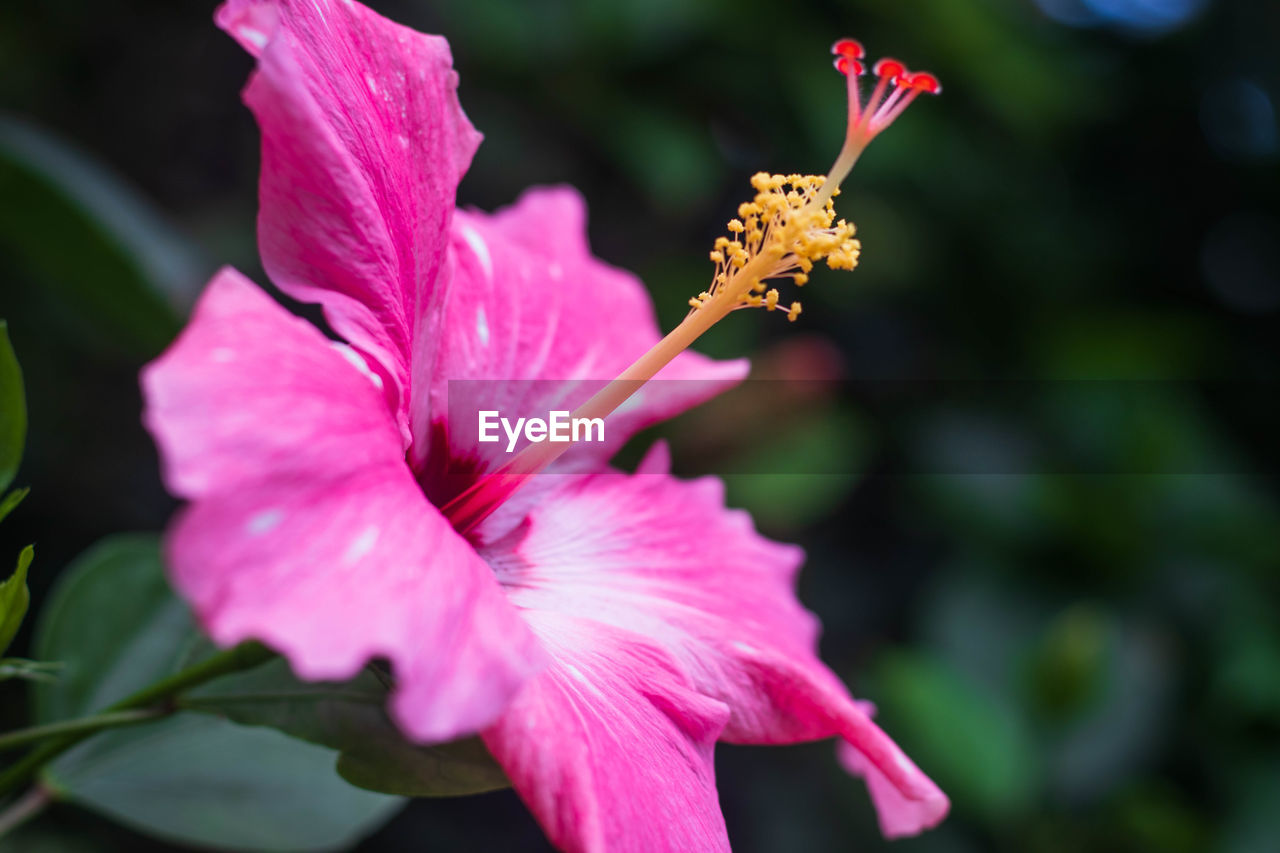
[692,171,859,323]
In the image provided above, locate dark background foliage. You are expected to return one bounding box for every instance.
[2,0,1279,850]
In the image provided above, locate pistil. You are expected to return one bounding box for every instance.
[442,38,940,535]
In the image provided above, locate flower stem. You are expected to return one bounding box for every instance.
[0,709,164,753]
[0,640,274,798]
[0,784,50,837]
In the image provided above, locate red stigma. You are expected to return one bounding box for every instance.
[830,39,941,154]
[832,56,865,76]
[872,57,907,83]
[907,71,942,94]
[831,38,865,60]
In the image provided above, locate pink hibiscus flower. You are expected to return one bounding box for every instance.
[141,1,948,849]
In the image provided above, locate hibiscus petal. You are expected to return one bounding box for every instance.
[483,449,948,838]
[142,269,544,741]
[483,617,731,853]
[838,735,949,839]
[414,186,747,490]
[216,0,482,440]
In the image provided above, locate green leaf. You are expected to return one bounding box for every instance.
[0,543,32,654]
[1,824,109,853]
[32,535,186,722]
[33,534,403,851]
[0,320,26,493]
[336,731,509,798]
[45,715,402,853]
[32,533,504,831]
[0,486,29,524]
[0,116,201,358]
[184,651,511,797]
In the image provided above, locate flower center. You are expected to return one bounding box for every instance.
[441,38,939,535]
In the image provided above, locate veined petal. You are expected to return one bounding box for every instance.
[483,618,731,853]
[481,445,948,839]
[142,270,544,741]
[216,0,481,441]
[414,186,747,493]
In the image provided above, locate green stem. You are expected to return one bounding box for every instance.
[0,641,274,798]
[0,709,164,753]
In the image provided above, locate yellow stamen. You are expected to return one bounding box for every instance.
[690,173,859,323]
[474,171,861,499]
[467,173,865,499]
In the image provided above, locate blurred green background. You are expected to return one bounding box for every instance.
[2,0,1279,850]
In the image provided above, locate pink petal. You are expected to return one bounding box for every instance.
[838,735,949,839]
[483,449,948,838]
[216,0,482,441]
[483,617,731,853]
[142,269,544,741]
[412,186,747,489]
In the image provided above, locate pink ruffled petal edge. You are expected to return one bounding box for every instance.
[838,726,950,839]
[483,445,948,839]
